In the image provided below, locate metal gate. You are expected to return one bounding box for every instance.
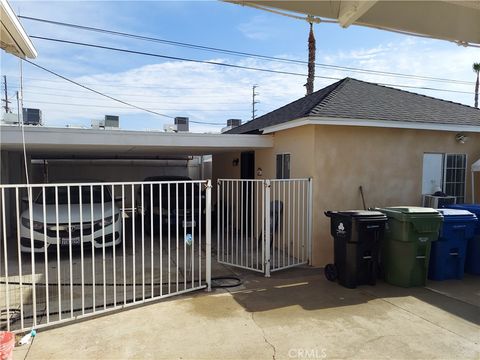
[216,179,312,276]
[0,180,211,333]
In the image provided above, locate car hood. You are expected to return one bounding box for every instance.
[21,203,117,224]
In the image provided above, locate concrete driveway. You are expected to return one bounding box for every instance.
[13,266,480,360]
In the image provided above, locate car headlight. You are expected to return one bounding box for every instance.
[21,218,44,231]
[98,214,120,227]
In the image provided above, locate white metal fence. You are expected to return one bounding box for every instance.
[0,180,211,333]
[216,179,312,276]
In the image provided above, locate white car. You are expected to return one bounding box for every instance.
[19,184,122,253]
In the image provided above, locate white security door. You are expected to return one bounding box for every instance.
[422,153,444,194]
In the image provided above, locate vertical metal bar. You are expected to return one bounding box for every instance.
[264,180,271,277]
[236,180,239,265]
[307,178,313,265]
[67,185,73,317]
[141,184,145,301]
[272,182,276,270]
[27,185,37,327]
[55,186,61,320]
[217,181,220,262]
[198,181,202,286]
[282,181,286,268]
[276,181,286,268]
[226,181,229,263]
[250,181,254,269]
[159,183,163,297]
[1,188,9,331]
[288,180,291,267]
[191,182,194,288]
[112,185,117,306]
[90,185,95,312]
[240,180,243,266]
[42,186,49,324]
[15,188,25,329]
[150,183,154,298]
[175,183,179,292]
[167,184,171,294]
[205,180,212,291]
[256,182,259,269]
[79,186,85,315]
[246,180,251,267]
[297,181,300,264]
[184,182,187,290]
[302,180,305,262]
[131,184,135,303]
[101,185,106,310]
[122,185,126,304]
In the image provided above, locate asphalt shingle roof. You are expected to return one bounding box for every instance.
[226,77,480,134]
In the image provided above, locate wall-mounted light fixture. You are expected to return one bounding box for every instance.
[455,133,468,144]
[256,167,263,177]
[232,158,239,167]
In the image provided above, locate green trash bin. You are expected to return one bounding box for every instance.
[378,207,443,287]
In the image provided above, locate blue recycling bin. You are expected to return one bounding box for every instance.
[445,204,480,275]
[428,209,477,280]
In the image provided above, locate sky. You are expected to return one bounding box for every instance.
[1,0,479,133]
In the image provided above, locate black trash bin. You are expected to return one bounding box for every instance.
[324,210,388,289]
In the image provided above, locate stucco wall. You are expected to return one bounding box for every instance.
[311,125,480,266]
[212,125,480,268]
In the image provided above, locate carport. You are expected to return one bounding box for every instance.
[0,125,280,332]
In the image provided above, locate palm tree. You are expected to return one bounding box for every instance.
[474,62,480,108]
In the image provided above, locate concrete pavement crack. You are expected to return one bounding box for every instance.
[251,312,276,360]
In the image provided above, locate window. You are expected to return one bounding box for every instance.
[422,153,466,203]
[276,153,290,179]
[444,154,466,203]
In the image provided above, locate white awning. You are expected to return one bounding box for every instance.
[238,1,480,47]
[0,0,37,58]
[472,159,480,172]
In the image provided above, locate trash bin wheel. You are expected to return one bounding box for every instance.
[324,263,337,282]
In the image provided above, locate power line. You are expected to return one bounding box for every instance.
[27,36,476,96]
[21,90,254,105]
[22,61,228,125]
[30,35,343,82]
[23,100,251,112]
[19,15,475,86]
[23,59,174,119]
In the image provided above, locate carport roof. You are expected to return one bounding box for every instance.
[0,125,273,158]
[226,78,480,134]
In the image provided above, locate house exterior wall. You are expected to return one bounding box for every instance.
[311,125,480,266]
[213,125,480,267]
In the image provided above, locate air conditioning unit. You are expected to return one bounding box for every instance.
[104,115,119,128]
[174,117,189,132]
[1,112,20,125]
[22,108,42,125]
[422,195,456,208]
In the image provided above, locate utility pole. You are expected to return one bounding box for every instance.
[2,75,11,113]
[252,85,259,120]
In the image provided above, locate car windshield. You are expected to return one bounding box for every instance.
[35,186,112,205]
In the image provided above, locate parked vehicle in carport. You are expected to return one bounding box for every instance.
[138,176,206,233]
[19,183,122,253]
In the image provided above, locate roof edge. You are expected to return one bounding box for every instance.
[261,116,480,134]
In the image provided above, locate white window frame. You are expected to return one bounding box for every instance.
[276,153,291,179]
[443,153,467,203]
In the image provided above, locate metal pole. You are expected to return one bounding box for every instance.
[307,178,313,265]
[264,180,271,277]
[205,180,212,291]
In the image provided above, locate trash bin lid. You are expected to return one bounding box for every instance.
[437,208,477,221]
[337,210,386,218]
[446,204,480,217]
[384,206,439,214]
